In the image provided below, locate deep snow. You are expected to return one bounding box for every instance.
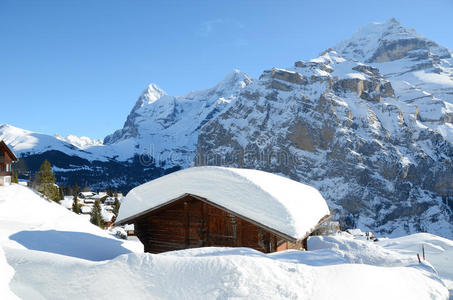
[0,184,451,299]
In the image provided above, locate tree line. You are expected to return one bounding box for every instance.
[31,159,121,229]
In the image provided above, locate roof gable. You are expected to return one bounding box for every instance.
[116,167,330,240]
[0,140,18,161]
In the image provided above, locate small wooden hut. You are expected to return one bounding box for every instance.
[116,167,330,254]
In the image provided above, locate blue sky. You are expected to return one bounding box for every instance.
[1,0,452,139]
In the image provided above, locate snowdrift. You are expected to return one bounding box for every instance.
[0,184,451,299]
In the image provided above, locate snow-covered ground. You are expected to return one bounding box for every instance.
[0,184,451,299]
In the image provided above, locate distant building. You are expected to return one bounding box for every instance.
[0,140,18,186]
[124,224,135,236]
[80,206,92,214]
[78,191,96,199]
[78,191,108,204]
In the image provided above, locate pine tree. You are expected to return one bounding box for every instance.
[113,196,121,216]
[90,199,104,228]
[73,183,80,197]
[58,186,64,200]
[11,171,19,184]
[36,160,59,202]
[72,193,80,214]
[64,185,73,197]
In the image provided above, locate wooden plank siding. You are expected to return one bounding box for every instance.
[0,141,17,181]
[134,195,300,254]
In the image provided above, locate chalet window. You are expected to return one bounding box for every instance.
[0,152,3,158]
[5,164,11,172]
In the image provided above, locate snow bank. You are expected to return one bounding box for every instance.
[0,184,450,299]
[0,247,19,299]
[117,166,330,240]
[309,233,453,297]
[5,246,448,300]
[378,233,453,291]
[0,184,142,260]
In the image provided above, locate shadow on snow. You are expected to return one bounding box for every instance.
[9,230,131,261]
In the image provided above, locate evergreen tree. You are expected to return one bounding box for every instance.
[105,186,112,197]
[58,186,64,200]
[36,160,59,202]
[64,185,73,197]
[11,171,19,184]
[83,184,90,192]
[90,199,104,228]
[113,195,121,216]
[73,183,80,197]
[72,193,80,214]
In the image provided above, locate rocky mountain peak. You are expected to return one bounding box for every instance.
[334,18,451,63]
[132,83,167,111]
[217,69,252,90]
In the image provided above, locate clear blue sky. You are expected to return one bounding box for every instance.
[1,0,452,139]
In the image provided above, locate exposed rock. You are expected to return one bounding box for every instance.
[196,46,453,238]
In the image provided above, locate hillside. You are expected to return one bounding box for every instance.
[0,184,451,299]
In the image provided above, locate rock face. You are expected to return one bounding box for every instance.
[196,19,453,238]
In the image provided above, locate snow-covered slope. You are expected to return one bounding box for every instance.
[0,184,450,299]
[55,134,103,149]
[0,124,99,160]
[104,70,252,167]
[197,19,453,238]
[335,18,453,141]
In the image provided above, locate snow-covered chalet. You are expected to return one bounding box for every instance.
[116,167,330,254]
[0,140,18,186]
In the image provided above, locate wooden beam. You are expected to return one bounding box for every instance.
[184,201,189,247]
[271,235,277,252]
[237,218,242,247]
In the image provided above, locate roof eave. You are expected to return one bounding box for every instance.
[115,193,331,243]
[0,140,18,161]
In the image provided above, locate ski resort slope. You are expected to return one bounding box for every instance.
[0,184,451,299]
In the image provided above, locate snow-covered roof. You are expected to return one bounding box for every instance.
[116,167,330,240]
[80,206,92,214]
[124,224,134,231]
[80,192,96,197]
[101,210,115,222]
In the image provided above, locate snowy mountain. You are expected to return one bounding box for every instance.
[55,134,103,150]
[0,70,251,191]
[104,70,252,167]
[196,19,453,238]
[0,124,99,160]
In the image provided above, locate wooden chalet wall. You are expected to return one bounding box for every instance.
[134,195,302,254]
[0,143,14,177]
